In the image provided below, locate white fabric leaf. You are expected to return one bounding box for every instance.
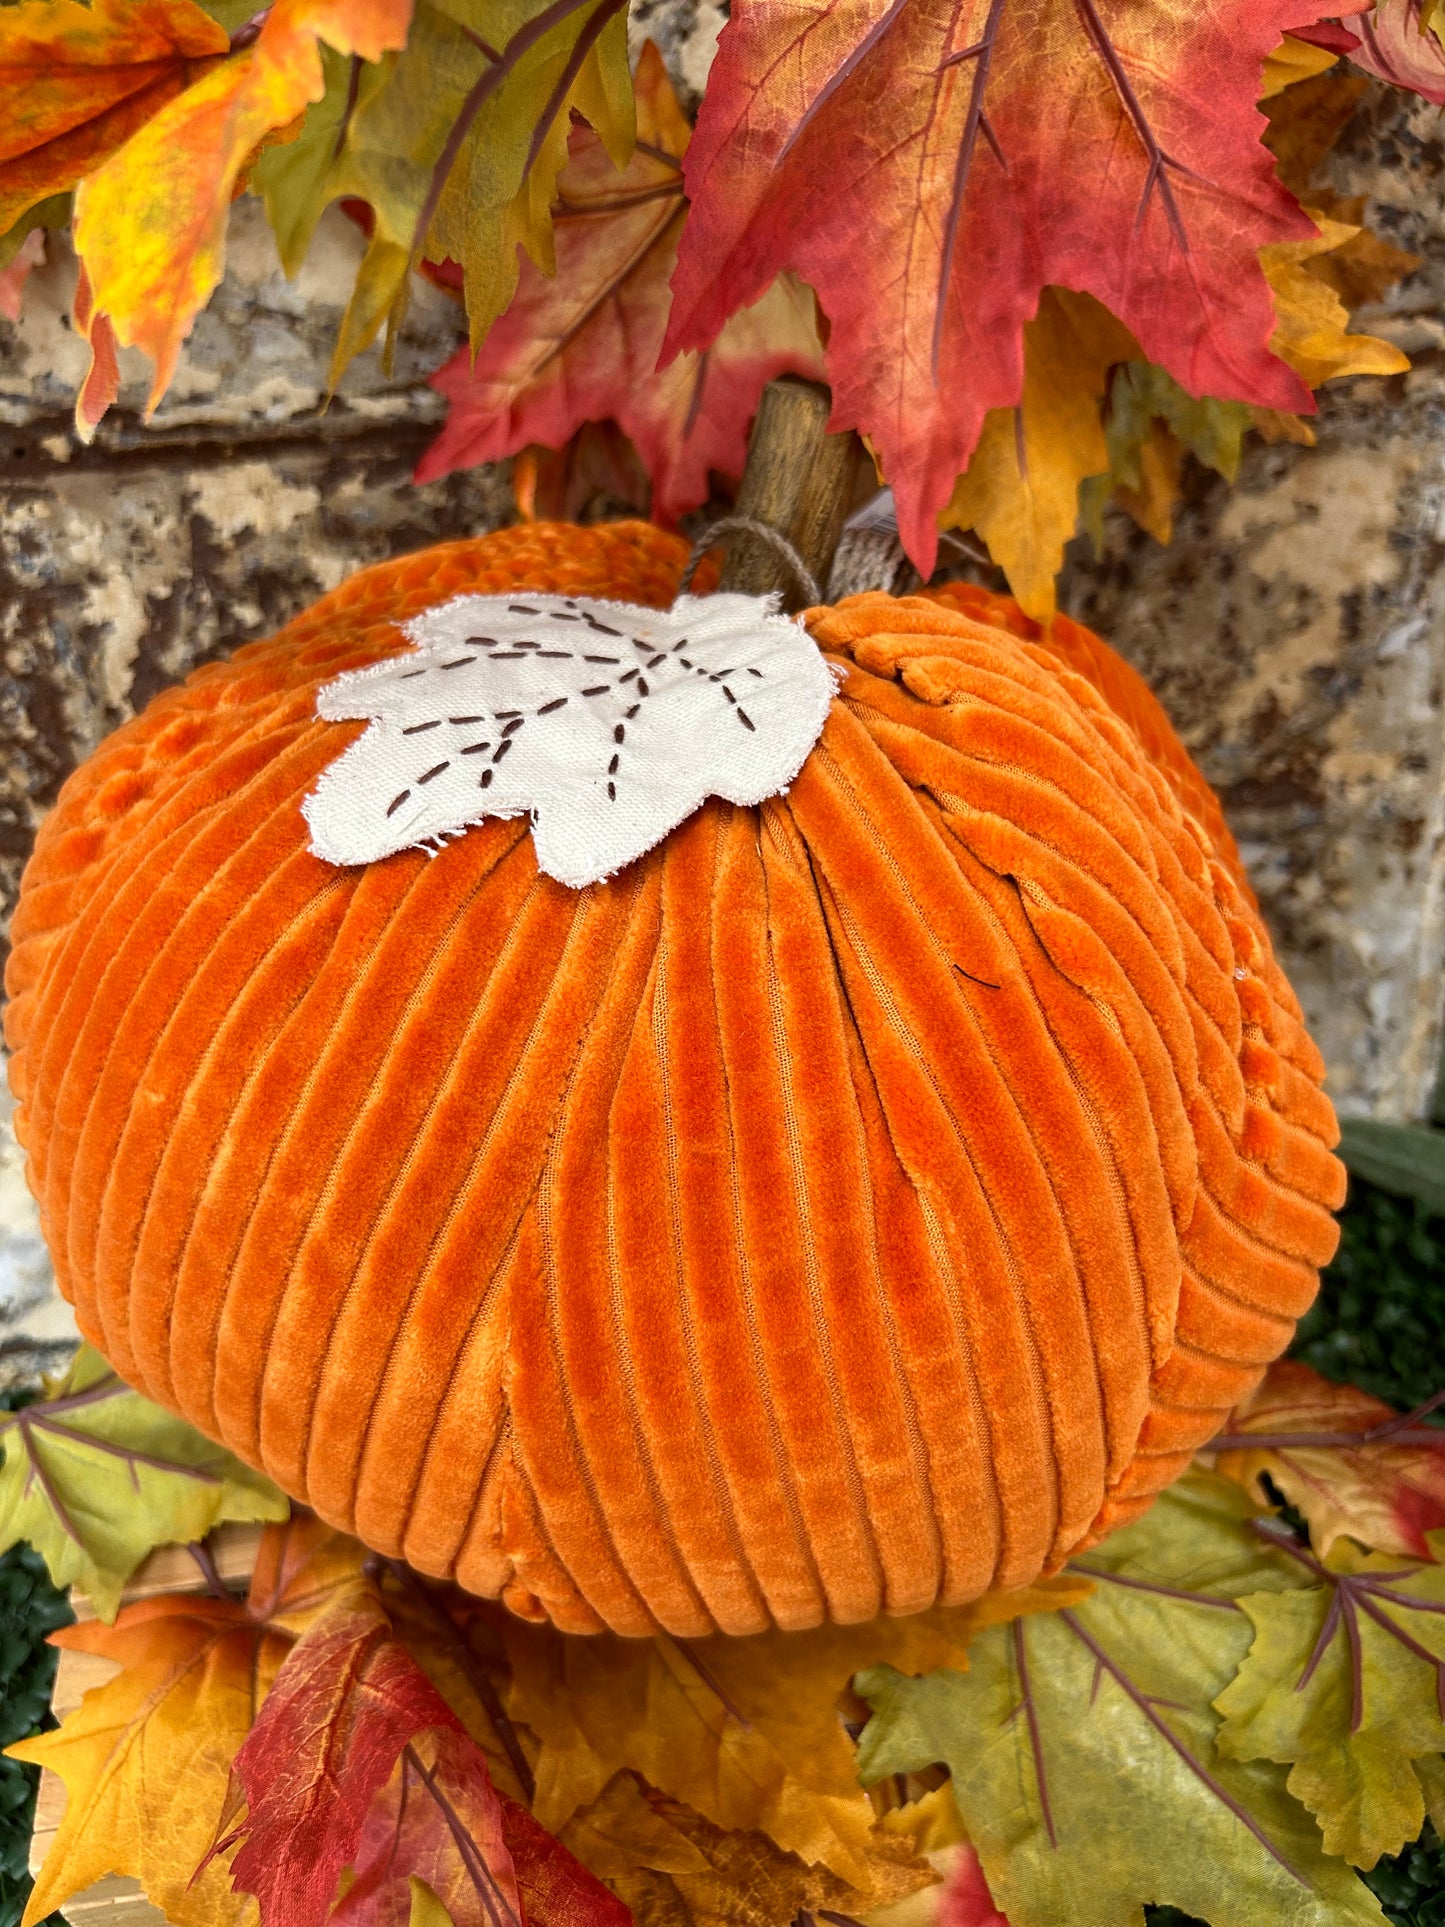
[302,591,838,888]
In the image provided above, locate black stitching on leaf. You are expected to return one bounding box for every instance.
[418,762,449,783]
[492,740,514,763]
[460,742,493,755]
[387,789,411,815]
[607,780,616,800]
[449,715,485,724]
[538,697,567,714]
[614,724,625,744]
[440,658,472,670]
[583,654,620,664]
[736,709,755,731]
[480,768,494,788]
[402,719,442,734]
[581,684,610,697]
[501,718,525,736]
[509,604,541,615]
[584,615,621,635]
[608,753,619,774]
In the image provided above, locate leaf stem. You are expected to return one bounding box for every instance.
[404,1743,523,1927]
[383,1558,536,1805]
[522,0,630,180]
[1011,1617,1057,1849]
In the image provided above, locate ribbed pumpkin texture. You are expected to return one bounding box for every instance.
[5,520,1344,1637]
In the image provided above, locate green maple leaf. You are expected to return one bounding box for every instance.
[855,1472,1386,1927]
[253,0,633,381]
[1216,1526,1445,1870]
[0,1346,288,1620]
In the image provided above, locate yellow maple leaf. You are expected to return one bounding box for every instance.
[7,1516,366,1927]
[499,1576,1088,1892]
[939,288,1136,622]
[562,1772,934,1927]
[1261,210,1411,389]
[70,0,412,429]
[1260,32,1342,98]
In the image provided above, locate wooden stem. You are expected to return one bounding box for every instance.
[717,378,860,608]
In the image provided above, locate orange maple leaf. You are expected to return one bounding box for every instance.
[0,0,227,238]
[665,0,1336,573]
[71,0,413,433]
[1206,1359,1445,1560]
[416,41,825,523]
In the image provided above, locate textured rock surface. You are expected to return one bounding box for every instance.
[1,66,1443,1375]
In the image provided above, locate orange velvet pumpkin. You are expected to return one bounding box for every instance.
[4,520,1344,1637]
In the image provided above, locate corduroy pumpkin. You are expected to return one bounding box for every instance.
[4,519,1345,1638]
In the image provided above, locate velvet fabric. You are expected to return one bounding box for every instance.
[4,520,1344,1637]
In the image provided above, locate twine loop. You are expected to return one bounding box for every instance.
[679,515,824,605]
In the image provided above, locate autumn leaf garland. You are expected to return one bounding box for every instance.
[5,1353,1445,1927]
[0,0,1430,614]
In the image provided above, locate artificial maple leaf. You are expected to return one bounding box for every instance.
[1080,360,1254,549]
[0,0,227,239]
[330,1725,524,1927]
[560,1772,933,1927]
[70,0,413,426]
[1263,69,1369,200]
[0,1344,288,1619]
[7,1514,364,1927]
[1215,1527,1445,1869]
[857,1472,1386,1927]
[1261,213,1411,387]
[1262,33,1349,96]
[257,0,634,387]
[1206,1360,1445,1560]
[224,1584,487,1927]
[499,1576,1088,1893]
[416,41,825,524]
[0,227,45,322]
[1350,0,1445,102]
[665,0,1328,575]
[937,289,1134,620]
[373,1563,536,1806]
[511,424,653,525]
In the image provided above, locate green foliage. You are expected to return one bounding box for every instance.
[1294,1181,1445,1416]
[0,1389,71,1927]
[1367,1823,1445,1927]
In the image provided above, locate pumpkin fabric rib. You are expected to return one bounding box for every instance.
[4,519,1345,1637]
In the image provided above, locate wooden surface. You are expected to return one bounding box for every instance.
[29,1525,265,1927]
[716,377,860,608]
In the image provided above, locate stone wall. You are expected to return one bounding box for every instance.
[2,71,1444,1380]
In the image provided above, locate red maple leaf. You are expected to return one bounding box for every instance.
[1207,1359,1445,1560]
[665,0,1334,572]
[221,1581,631,1927]
[224,1588,488,1927]
[415,41,825,523]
